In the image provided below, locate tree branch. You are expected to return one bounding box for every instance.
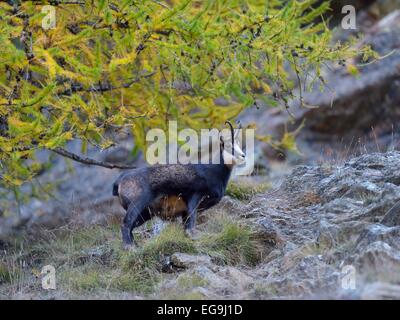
[58,71,156,96]
[51,147,136,169]
[2,145,137,169]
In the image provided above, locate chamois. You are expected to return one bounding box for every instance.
[113,121,246,248]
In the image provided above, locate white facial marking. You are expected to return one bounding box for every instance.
[221,129,246,165]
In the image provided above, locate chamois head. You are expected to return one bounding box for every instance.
[220,121,246,166]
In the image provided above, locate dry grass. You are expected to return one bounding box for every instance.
[0,206,267,299]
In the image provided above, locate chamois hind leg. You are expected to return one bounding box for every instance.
[121,193,153,248]
[183,193,203,236]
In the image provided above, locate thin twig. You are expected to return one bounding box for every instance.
[51,147,136,169]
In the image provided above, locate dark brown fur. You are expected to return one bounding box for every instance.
[114,162,232,246]
[113,122,245,247]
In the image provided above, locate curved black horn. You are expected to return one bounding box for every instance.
[225,120,235,156]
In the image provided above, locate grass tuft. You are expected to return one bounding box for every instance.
[121,223,196,271]
[0,205,267,298]
[0,262,12,284]
[226,180,269,201]
[198,215,264,266]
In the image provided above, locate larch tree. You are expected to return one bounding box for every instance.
[0,0,373,188]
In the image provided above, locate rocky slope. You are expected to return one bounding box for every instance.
[2,151,400,299]
[154,151,400,299]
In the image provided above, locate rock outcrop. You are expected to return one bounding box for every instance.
[248,151,400,298]
[156,151,400,299]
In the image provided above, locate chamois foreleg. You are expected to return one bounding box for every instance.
[183,193,203,235]
[197,187,224,211]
